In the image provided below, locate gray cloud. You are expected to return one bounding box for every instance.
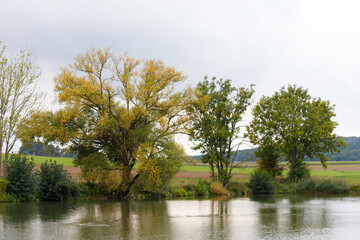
[1,0,360,141]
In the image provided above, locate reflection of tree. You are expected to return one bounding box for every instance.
[1,202,37,223]
[252,195,279,239]
[0,202,38,239]
[208,198,230,239]
[38,201,76,221]
[288,195,307,231]
[134,200,173,239]
[74,200,173,239]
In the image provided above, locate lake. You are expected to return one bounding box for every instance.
[1,195,360,239]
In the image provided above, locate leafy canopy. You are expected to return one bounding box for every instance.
[22,48,191,198]
[247,85,346,181]
[187,76,254,186]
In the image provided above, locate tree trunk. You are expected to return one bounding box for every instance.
[210,162,215,180]
[0,142,2,176]
[118,164,140,199]
[3,151,8,180]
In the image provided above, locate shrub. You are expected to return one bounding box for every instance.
[350,185,360,194]
[170,188,189,198]
[248,170,274,194]
[296,177,349,194]
[0,180,9,195]
[39,160,80,201]
[6,155,38,201]
[288,161,310,182]
[273,181,296,194]
[210,182,229,195]
[227,181,249,196]
[195,178,209,196]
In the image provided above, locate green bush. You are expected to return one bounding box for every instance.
[39,160,80,201]
[195,178,209,196]
[0,179,9,195]
[350,185,360,194]
[296,177,349,194]
[227,181,249,196]
[6,155,38,201]
[248,170,274,194]
[288,161,310,182]
[273,181,296,194]
[170,188,189,198]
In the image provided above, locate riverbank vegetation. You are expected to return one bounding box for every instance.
[2,155,360,201]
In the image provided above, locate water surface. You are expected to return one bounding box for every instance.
[1,195,360,239]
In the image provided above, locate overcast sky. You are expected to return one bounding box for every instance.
[1,0,360,152]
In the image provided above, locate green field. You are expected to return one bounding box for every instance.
[5,155,360,184]
[2,155,75,167]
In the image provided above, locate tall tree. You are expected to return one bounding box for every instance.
[187,77,254,186]
[247,85,346,181]
[22,48,191,198]
[0,43,43,179]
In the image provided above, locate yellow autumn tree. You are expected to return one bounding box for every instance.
[22,48,192,198]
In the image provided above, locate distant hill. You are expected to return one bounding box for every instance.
[192,136,360,162]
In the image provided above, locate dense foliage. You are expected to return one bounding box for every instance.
[22,48,191,198]
[247,85,346,181]
[134,141,185,196]
[187,77,254,186]
[248,171,274,194]
[39,160,79,201]
[295,178,349,194]
[5,155,38,201]
[19,141,75,157]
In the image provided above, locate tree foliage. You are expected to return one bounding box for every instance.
[0,43,43,179]
[19,141,75,157]
[135,140,185,195]
[247,85,346,181]
[5,155,38,201]
[22,48,191,198]
[255,144,283,177]
[248,170,274,194]
[39,160,79,201]
[187,77,254,186]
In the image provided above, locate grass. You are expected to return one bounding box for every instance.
[6,155,360,184]
[2,155,75,167]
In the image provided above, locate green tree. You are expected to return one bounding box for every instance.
[5,155,38,201]
[187,77,254,186]
[247,85,346,181]
[255,143,283,177]
[39,160,79,201]
[21,48,191,198]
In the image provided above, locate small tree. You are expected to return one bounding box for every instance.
[247,85,346,182]
[6,155,38,201]
[39,160,79,201]
[0,43,43,179]
[187,77,254,186]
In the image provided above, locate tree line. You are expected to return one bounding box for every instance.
[193,137,360,162]
[0,44,346,198]
[19,141,75,158]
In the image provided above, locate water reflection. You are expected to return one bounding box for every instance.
[1,196,360,239]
